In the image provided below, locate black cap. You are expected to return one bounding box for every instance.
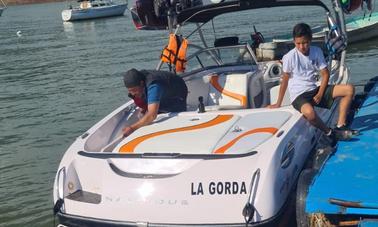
[123,68,146,88]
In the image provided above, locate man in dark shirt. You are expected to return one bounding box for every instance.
[122,68,188,136]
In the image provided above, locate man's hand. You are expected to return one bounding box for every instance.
[313,93,323,105]
[268,72,289,110]
[122,103,159,137]
[267,103,281,109]
[122,126,134,137]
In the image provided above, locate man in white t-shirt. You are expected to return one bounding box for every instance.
[269,23,357,145]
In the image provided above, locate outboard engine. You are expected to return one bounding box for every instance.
[131,0,202,30]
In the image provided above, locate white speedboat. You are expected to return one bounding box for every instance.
[61,0,127,22]
[53,0,351,226]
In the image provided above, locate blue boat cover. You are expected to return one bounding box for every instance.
[359,219,378,227]
[306,81,378,215]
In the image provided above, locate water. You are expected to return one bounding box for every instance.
[0,2,377,226]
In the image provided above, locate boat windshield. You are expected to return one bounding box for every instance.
[185,44,257,72]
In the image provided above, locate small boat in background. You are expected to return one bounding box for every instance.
[273,11,378,44]
[314,11,378,44]
[0,0,7,17]
[340,11,378,43]
[61,0,128,22]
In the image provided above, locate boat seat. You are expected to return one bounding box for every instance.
[249,73,267,108]
[269,84,291,106]
[207,73,249,109]
[186,72,249,110]
[186,76,212,110]
[186,72,269,110]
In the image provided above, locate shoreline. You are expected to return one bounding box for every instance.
[6,0,65,5]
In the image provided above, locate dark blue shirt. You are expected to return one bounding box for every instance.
[146,83,163,104]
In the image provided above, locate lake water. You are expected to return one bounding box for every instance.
[0,2,377,226]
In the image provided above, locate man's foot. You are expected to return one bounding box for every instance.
[334,125,360,137]
[333,129,353,141]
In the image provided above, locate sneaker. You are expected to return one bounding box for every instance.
[334,125,360,136]
[333,128,354,141]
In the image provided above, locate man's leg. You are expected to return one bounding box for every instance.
[332,84,354,126]
[300,103,330,134]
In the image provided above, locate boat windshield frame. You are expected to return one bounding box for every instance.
[185,44,257,72]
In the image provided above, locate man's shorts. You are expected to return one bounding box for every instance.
[292,85,335,112]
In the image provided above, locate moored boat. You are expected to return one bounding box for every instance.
[342,11,378,43]
[61,0,128,22]
[274,11,378,44]
[53,0,353,226]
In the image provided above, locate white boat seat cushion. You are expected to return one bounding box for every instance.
[186,76,211,110]
[269,84,291,106]
[186,72,269,110]
[207,73,249,109]
[249,74,266,108]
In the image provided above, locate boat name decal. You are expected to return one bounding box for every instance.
[191,181,247,195]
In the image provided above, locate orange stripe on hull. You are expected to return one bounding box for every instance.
[119,115,234,153]
[213,127,278,154]
[210,75,248,107]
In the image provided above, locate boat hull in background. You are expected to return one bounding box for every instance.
[62,4,127,22]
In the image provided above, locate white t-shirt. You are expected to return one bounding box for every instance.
[282,46,328,102]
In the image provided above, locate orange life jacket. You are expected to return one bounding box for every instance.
[161,34,189,73]
[175,38,188,73]
[161,34,180,64]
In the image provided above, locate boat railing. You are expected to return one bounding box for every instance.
[0,0,7,9]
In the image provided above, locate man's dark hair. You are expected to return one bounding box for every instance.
[123,68,146,88]
[292,23,312,40]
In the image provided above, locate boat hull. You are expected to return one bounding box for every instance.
[52,59,346,225]
[315,12,378,44]
[56,205,291,227]
[53,103,338,225]
[62,4,127,22]
[347,25,378,43]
